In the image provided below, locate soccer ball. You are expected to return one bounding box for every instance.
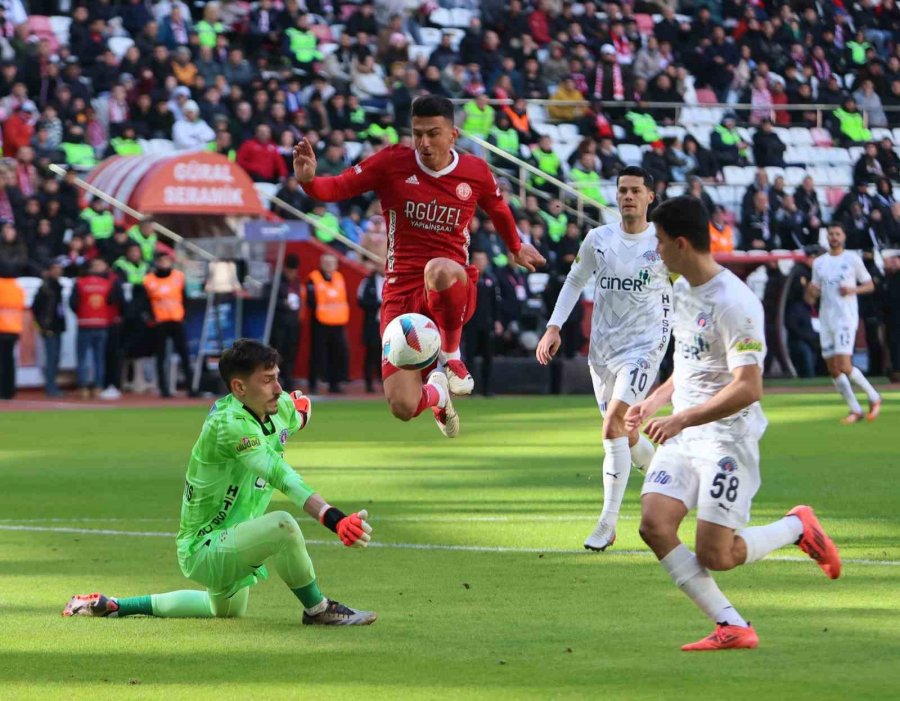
[382,313,441,370]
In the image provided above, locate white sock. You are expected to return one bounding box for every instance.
[305,598,328,616]
[600,437,631,525]
[630,434,656,470]
[439,349,461,364]
[737,516,803,564]
[848,367,880,403]
[833,373,862,414]
[429,379,448,408]
[661,544,748,627]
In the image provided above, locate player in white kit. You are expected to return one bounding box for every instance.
[805,223,881,423]
[536,167,672,551]
[628,197,841,651]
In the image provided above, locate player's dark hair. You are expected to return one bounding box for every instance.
[650,196,711,252]
[219,339,280,387]
[411,94,455,123]
[827,221,845,232]
[617,166,654,190]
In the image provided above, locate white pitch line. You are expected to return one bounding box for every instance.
[1,524,898,567]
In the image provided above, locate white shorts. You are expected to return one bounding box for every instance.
[589,360,655,417]
[641,434,761,529]
[819,322,855,359]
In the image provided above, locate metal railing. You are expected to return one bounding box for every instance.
[458,131,619,227]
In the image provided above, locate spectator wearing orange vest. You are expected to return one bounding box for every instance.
[709,205,735,254]
[0,266,26,400]
[143,252,195,398]
[69,257,122,399]
[306,253,349,394]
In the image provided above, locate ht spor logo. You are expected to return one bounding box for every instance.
[404,199,463,233]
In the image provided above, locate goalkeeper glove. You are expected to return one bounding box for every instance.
[320,506,372,548]
[290,390,311,430]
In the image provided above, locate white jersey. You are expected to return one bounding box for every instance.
[671,268,767,442]
[811,251,871,328]
[548,222,672,370]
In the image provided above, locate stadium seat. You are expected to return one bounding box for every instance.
[612,124,627,140]
[533,123,559,140]
[310,23,333,42]
[49,15,71,45]
[319,42,339,57]
[109,37,134,60]
[429,7,453,26]
[828,167,851,187]
[526,102,548,126]
[635,14,655,34]
[27,15,60,53]
[789,127,814,146]
[419,27,443,47]
[330,24,344,40]
[141,139,177,155]
[657,125,686,140]
[871,128,893,142]
[694,88,718,104]
[451,9,474,27]
[765,166,786,182]
[723,166,754,186]
[558,123,579,142]
[345,141,364,162]
[685,124,712,148]
[617,144,643,166]
[825,188,845,207]
[810,128,833,147]
[408,44,432,63]
[667,184,686,197]
[784,167,806,187]
[893,128,900,145]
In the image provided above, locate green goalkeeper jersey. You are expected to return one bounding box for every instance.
[176,392,314,573]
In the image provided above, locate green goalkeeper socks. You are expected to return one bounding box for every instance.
[291,579,324,610]
[116,595,153,617]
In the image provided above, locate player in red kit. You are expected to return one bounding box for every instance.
[293,95,545,436]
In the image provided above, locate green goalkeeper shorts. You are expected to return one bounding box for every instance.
[180,526,270,599]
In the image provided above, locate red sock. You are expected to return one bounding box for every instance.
[427,280,468,353]
[413,383,441,417]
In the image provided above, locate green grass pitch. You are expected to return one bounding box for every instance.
[1,392,898,700]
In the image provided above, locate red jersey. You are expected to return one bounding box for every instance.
[301,145,521,275]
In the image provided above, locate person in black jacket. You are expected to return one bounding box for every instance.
[752,119,786,168]
[356,260,384,394]
[31,261,66,396]
[463,250,501,396]
[270,253,304,392]
[784,261,822,378]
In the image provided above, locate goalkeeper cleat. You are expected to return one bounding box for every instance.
[840,411,864,425]
[62,593,119,617]
[866,397,882,422]
[444,359,474,395]
[584,519,616,552]
[682,623,759,651]
[302,600,377,626]
[787,505,841,580]
[428,371,459,438]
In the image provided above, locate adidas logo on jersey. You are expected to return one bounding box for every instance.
[405,175,420,185]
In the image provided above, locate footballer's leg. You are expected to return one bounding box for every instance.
[424,257,475,395]
[839,351,882,421]
[825,342,864,423]
[383,365,458,437]
[639,444,757,651]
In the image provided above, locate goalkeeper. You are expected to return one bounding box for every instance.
[63,339,376,626]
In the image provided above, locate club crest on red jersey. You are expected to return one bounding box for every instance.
[456,182,472,201]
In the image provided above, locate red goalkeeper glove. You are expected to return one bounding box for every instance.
[320,507,372,548]
[290,391,311,430]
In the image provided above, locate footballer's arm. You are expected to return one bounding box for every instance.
[645,365,762,444]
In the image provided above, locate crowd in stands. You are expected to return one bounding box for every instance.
[1,0,900,397]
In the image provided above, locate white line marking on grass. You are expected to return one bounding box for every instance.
[1,524,898,567]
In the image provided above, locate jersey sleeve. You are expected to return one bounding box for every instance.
[548,232,597,328]
[301,145,396,202]
[852,253,872,285]
[476,161,522,255]
[216,415,315,507]
[811,258,821,287]
[719,297,767,372]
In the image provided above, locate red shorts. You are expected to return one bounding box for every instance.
[380,267,479,380]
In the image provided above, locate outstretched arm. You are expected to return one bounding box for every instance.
[294,138,385,202]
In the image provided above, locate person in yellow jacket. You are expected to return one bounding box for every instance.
[306,254,349,394]
[143,252,197,398]
[0,270,26,400]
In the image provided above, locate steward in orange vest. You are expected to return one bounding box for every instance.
[709,208,735,254]
[143,252,195,398]
[0,273,26,400]
[306,254,349,394]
